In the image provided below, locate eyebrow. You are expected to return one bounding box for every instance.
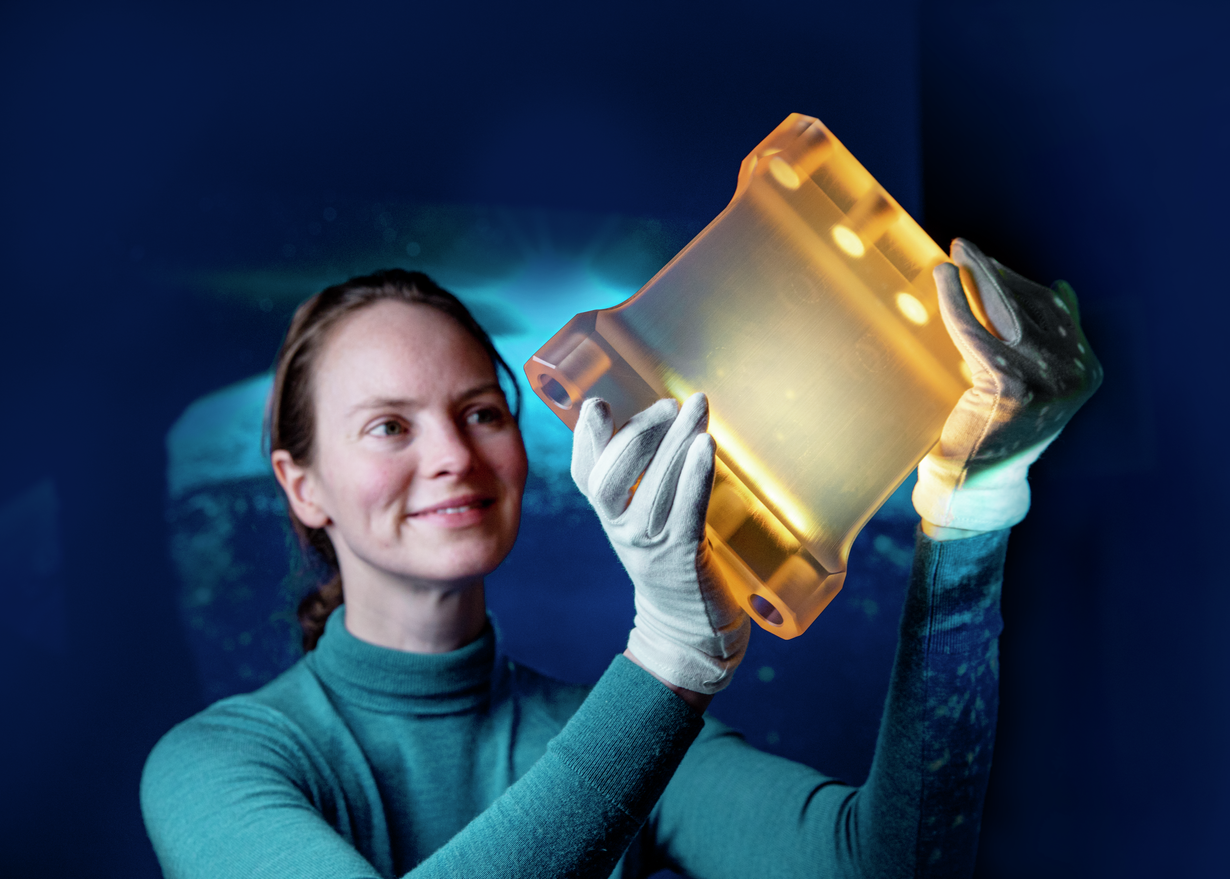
[346,382,504,417]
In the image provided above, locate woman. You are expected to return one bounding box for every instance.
[141,239,1100,878]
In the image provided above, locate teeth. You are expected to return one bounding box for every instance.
[414,500,488,517]
[438,504,476,514]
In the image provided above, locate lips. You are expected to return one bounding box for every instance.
[409,494,496,518]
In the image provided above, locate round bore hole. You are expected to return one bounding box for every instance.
[538,374,573,409]
[749,594,784,626]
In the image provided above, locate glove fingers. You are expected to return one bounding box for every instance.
[1051,279,1082,324]
[672,431,716,546]
[933,261,1000,376]
[950,238,1021,344]
[1051,279,1103,388]
[631,392,709,538]
[587,397,679,521]
[571,398,614,498]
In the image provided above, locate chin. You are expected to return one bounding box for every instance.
[407,538,513,587]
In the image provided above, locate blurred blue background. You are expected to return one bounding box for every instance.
[1,1,1225,876]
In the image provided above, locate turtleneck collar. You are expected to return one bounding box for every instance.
[306,606,497,716]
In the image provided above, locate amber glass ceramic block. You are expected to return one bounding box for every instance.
[525,114,968,639]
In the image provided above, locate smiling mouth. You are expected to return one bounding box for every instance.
[411,497,495,517]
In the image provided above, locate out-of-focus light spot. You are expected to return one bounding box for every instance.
[406,241,422,257]
[895,292,929,325]
[757,665,776,683]
[959,361,973,384]
[872,533,911,568]
[768,156,800,190]
[323,207,338,221]
[832,224,865,257]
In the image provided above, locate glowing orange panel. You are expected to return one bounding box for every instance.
[525,114,967,639]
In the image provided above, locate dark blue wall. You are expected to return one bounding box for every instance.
[921,3,1229,874]
[1,2,1223,877]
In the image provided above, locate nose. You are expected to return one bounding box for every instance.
[421,417,475,478]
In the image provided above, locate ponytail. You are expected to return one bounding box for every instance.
[297,573,343,651]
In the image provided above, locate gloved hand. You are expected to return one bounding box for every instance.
[571,393,750,695]
[913,239,1103,536]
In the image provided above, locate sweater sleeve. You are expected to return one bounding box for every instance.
[141,656,704,879]
[648,527,1008,879]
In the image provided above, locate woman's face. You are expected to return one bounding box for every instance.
[297,300,527,591]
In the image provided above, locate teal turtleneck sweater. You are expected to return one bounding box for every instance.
[141,528,1009,878]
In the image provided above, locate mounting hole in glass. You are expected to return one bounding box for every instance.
[538,375,573,409]
[749,594,784,626]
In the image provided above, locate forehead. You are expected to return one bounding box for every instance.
[314,300,495,401]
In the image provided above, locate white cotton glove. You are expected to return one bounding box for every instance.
[913,238,1103,535]
[571,393,751,695]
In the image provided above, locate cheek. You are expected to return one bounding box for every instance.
[492,435,529,493]
[323,453,414,517]
[364,460,417,511]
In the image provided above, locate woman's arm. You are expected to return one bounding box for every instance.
[141,655,704,879]
[648,526,1008,879]
[645,240,1101,877]
[143,391,745,879]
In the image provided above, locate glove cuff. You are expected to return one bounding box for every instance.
[912,436,1056,533]
[627,612,750,696]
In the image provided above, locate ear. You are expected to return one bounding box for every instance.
[271,449,331,529]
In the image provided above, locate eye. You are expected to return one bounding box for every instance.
[466,405,505,427]
[369,419,407,437]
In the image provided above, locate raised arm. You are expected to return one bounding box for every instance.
[647,240,1101,878]
[649,526,1007,879]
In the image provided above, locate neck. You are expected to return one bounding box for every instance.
[339,568,488,654]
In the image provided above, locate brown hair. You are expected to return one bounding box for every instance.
[267,269,520,651]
